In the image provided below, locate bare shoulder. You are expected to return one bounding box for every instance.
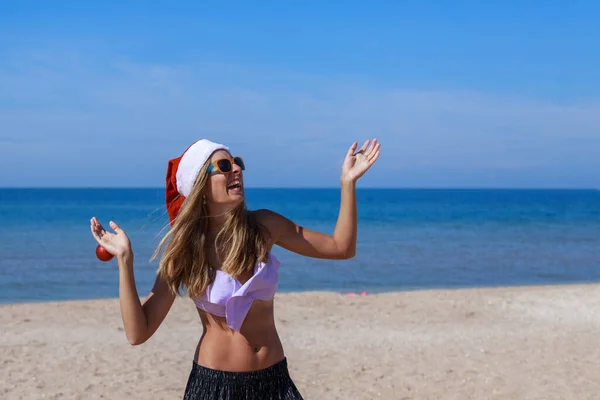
[251,209,289,241]
[253,208,283,225]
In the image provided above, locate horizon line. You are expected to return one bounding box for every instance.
[0,186,597,191]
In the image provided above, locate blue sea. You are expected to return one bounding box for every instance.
[1,188,599,304]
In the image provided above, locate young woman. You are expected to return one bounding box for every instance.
[90,138,380,399]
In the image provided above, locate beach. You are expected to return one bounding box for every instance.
[3,284,600,399]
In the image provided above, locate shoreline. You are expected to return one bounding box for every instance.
[3,280,600,306]
[4,283,600,399]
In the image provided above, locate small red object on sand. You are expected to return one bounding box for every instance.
[360,291,368,296]
[96,244,114,262]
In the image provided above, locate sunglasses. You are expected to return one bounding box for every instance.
[206,156,246,174]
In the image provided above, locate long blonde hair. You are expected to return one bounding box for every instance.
[152,157,270,298]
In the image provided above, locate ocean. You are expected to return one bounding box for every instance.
[1,188,599,304]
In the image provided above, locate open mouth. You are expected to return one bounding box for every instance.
[227,180,243,192]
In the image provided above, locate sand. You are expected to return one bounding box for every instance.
[2,284,600,399]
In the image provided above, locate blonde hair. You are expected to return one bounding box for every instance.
[152,157,270,298]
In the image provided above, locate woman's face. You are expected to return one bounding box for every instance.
[204,150,245,208]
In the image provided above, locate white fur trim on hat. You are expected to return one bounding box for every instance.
[176,139,229,197]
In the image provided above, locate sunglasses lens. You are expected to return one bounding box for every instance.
[217,159,232,172]
[234,157,245,170]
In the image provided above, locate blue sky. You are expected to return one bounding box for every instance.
[1,1,599,188]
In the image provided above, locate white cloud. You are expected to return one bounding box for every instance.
[1,49,599,187]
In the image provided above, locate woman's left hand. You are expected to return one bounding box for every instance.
[341,138,380,184]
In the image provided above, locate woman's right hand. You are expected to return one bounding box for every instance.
[90,217,132,259]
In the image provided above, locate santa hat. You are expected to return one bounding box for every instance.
[166,138,229,225]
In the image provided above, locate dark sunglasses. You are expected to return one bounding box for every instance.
[206,156,246,174]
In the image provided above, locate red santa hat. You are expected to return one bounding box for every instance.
[165,138,229,225]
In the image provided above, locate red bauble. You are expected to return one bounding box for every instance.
[96,244,114,262]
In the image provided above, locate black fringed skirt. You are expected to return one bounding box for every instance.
[183,357,304,400]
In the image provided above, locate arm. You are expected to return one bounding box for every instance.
[257,180,357,260]
[117,251,175,345]
[90,218,175,346]
[258,139,380,260]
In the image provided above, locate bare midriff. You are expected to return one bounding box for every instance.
[193,299,285,372]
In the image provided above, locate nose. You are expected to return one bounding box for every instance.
[231,161,243,174]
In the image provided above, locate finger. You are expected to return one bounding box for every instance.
[90,219,104,243]
[94,218,106,234]
[367,143,381,161]
[90,218,97,237]
[365,138,378,157]
[354,140,370,156]
[359,139,370,152]
[90,217,99,234]
[109,221,123,234]
[368,150,381,164]
[91,218,110,241]
[346,142,358,158]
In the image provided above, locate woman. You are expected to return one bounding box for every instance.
[90,137,380,399]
